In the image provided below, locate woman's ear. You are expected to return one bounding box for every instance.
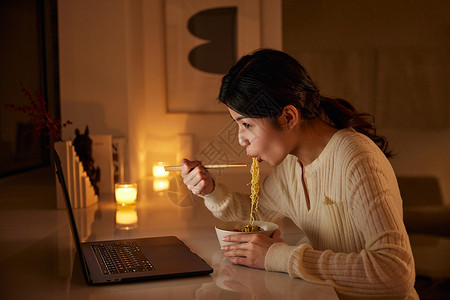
[282,105,299,130]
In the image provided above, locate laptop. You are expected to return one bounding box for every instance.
[54,150,213,285]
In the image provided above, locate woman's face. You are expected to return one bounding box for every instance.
[228,108,290,166]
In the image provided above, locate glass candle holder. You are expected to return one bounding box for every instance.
[152,162,169,178]
[115,182,137,206]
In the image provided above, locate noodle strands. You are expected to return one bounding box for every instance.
[236,157,261,232]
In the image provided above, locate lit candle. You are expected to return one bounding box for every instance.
[153,179,169,192]
[153,162,169,178]
[115,183,137,206]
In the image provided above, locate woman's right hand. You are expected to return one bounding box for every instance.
[180,159,215,196]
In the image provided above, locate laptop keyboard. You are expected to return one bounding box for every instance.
[92,242,156,275]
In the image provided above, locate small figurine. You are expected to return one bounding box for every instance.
[73,126,100,195]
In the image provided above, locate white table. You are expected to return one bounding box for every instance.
[0,167,338,299]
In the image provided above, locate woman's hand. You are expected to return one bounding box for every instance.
[221,229,284,269]
[180,159,215,196]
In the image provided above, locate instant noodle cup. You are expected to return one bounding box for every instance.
[215,220,279,247]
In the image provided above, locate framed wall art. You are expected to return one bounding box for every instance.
[164,0,261,113]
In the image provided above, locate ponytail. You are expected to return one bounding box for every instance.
[319,97,392,158]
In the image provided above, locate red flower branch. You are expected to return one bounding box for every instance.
[5,83,72,141]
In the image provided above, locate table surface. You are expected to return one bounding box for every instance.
[0,166,338,300]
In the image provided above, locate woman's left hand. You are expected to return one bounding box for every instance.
[221,229,284,269]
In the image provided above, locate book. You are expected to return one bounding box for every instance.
[91,135,114,195]
[54,141,73,209]
[112,137,126,183]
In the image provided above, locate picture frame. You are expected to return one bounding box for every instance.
[164,0,261,113]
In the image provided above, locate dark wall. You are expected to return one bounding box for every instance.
[0,0,60,177]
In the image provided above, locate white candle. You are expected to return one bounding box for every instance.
[115,183,137,206]
[153,162,169,178]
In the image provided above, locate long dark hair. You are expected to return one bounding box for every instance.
[219,49,392,158]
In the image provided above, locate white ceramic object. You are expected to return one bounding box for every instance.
[215,220,279,247]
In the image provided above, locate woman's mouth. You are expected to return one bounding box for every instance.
[247,155,262,162]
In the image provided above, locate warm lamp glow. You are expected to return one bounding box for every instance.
[116,206,138,230]
[153,162,169,178]
[115,183,137,206]
[153,179,169,192]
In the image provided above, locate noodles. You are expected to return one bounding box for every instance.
[249,157,260,226]
[236,157,262,232]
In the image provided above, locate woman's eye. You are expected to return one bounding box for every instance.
[242,123,251,128]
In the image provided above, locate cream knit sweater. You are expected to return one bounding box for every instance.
[202,128,417,299]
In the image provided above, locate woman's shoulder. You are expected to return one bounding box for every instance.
[332,128,381,156]
[331,128,392,172]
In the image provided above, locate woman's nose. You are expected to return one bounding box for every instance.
[238,130,250,147]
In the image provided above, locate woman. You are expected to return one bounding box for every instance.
[181,49,417,299]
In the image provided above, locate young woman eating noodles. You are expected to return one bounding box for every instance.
[181,49,417,299]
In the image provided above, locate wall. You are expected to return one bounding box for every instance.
[58,0,449,205]
[283,0,450,205]
[58,0,282,182]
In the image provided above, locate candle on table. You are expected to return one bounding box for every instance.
[115,183,137,206]
[153,162,169,178]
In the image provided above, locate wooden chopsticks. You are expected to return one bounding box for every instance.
[164,163,249,172]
